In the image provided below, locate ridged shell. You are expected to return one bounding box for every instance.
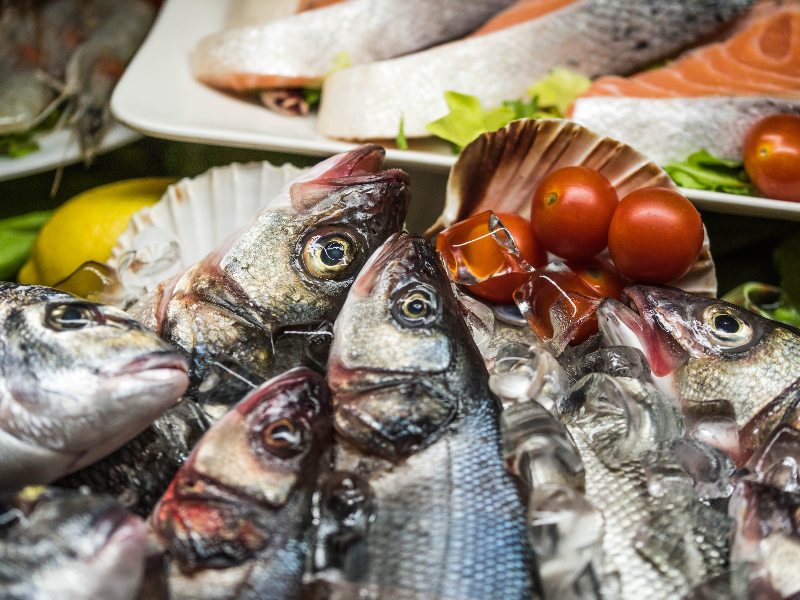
[427,119,717,297]
[108,161,308,295]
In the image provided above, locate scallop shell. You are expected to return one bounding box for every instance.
[107,161,309,298]
[427,119,717,297]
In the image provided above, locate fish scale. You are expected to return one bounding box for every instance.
[351,404,534,600]
[569,427,688,600]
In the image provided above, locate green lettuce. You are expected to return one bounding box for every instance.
[425,91,516,152]
[664,150,753,195]
[0,105,65,159]
[425,68,591,152]
[0,211,52,281]
[396,116,409,151]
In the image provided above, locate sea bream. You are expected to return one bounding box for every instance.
[598,284,800,464]
[0,283,188,491]
[129,144,410,399]
[149,368,332,600]
[321,232,534,600]
[318,0,756,141]
[0,489,147,600]
[192,0,518,93]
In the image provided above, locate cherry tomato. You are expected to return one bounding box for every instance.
[743,114,800,203]
[566,258,628,301]
[530,166,619,260]
[608,188,703,284]
[467,213,547,304]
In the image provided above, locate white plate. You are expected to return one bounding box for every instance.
[0,123,141,182]
[111,0,800,222]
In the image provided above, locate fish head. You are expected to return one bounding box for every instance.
[0,490,146,600]
[598,285,800,459]
[151,367,331,571]
[0,284,188,478]
[328,232,487,462]
[216,144,410,326]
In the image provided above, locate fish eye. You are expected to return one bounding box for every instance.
[45,304,100,331]
[392,287,439,328]
[262,418,307,458]
[303,229,360,280]
[703,306,754,348]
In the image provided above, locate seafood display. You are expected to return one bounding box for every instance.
[0,282,188,491]
[318,0,755,140]
[571,7,800,164]
[0,0,155,160]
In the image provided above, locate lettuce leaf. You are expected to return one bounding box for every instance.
[664,150,753,195]
[0,211,52,281]
[525,67,591,116]
[0,105,65,159]
[425,69,590,152]
[425,91,515,152]
[396,116,409,151]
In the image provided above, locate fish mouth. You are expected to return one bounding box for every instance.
[89,505,147,559]
[326,144,387,178]
[98,351,189,378]
[597,285,689,381]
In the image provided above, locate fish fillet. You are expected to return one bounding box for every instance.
[571,8,800,163]
[318,0,756,140]
[193,0,517,91]
[225,0,346,28]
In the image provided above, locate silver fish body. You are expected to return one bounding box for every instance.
[0,489,147,600]
[560,374,730,600]
[319,0,755,140]
[322,232,535,600]
[0,283,188,491]
[598,285,800,464]
[193,0,517,92]
[149,368,332,600]
[130,145,410,400]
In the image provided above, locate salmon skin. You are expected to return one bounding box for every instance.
[572,8,800,163]
[192,0,517,92]
[318,0,755,140]
[320,232,535,600]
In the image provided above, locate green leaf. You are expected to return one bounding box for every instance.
[302,86,322,107]
[664,150,754,195]
[0,210,52,281]
[396,116,408,151]
[525,67,591,116]
[425,91,516,150]
[774,233,800,307]
[331,51,351,74]
[0,104,65,159]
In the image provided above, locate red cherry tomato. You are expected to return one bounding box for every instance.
[608,188,704,284]
[530,166,619,260]
[467,213,547,304]
[743,114,800,203]
[566,258,628,301]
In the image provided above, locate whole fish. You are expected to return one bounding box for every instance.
[0,489,147,600]
[597,284,800,464]
[149,368,332,600]
[560,373,731,600]
[321,232,535,600]
[193,0,517,93]
[318,0,756,140]
[0,283,188,491]
[129,144,410,401]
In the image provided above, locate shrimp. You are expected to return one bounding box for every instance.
[63,0,155,163]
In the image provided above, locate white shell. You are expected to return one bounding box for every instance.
[108,161,309,297]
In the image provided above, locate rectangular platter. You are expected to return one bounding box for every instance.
[111,0,800,223]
